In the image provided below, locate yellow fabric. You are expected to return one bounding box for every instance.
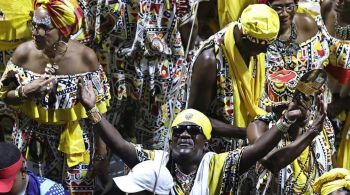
[217,0,258,29]
[337,112,350,170]
[0,0,33,50]
[171,109,212,140]
[314,168,350,195]
[296,6,319,18]
[34,0,83,37]
[240,4,280,42]
[20,99,109,167]
[208,152,227,195]
[222,23,268,127]
[291,146,316,194]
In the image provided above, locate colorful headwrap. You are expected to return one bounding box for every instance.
[240,4,280,45]
[313,168,350,195]
[171,109,212,140]
[34,0,83,37]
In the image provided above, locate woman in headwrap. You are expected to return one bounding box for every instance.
[247,0,336,194]
[0,0,110,193]
[314,168,350,195]
[321,0,350,170]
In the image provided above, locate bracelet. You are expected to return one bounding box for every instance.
[87,105,102,124]
[282,110,297,124]
[310,126,321,135]
[93,154,107,161]
[276,117,291,133]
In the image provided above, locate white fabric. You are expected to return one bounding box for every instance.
[113,160,174,195]
[189,152,216,195]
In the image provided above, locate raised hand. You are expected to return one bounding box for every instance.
[77,77,96,110]
[23,76,57,98]
[309,95,327,134]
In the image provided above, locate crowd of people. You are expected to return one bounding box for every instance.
[0,0,349,194]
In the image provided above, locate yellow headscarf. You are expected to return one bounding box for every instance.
[172,109,212,140]
[222,4,279,127]
[34,0,83,37]
[314,168,350,195]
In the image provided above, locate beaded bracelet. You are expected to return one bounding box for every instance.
[87,105,102,124]
[276,117,291,134]
[282,110,297,124]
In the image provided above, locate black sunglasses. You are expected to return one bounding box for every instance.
[172,125,203,137]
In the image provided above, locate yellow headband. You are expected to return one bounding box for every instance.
[240,4,280,43]
[314,168,350,195]
[171,109,212,140]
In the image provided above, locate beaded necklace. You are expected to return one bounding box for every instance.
[335,14,350,40]
[272,22,300,67]
[175,164,197,194]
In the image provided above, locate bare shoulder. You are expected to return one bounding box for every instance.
[193,47,216,72]
[70,40,99,71]
[294,13,318,39]
[11,41,36,66]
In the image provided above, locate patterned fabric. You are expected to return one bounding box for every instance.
[92,0,199,149]
[256,114,335,194]
[27,171,67,195]
[318,18,350,97]
[263,16,330,106]
[256,16,335,195]
[34,0,84,38]
[133,144,244,195]
[186,23,250,153]
[0,62,110,193]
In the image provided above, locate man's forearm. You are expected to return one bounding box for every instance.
[261,129,318,173]
[92,117,138,168]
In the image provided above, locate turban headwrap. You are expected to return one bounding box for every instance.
[34,0,83,37]
[240,4,280,44]
[313,168,350,195]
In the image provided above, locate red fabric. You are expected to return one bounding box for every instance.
[326,65,350,84]
[0,156,23,193]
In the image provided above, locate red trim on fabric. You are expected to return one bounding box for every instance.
[325,65,350,84]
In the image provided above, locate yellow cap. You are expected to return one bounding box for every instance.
[171,109,212,140]
[241,4,280,42]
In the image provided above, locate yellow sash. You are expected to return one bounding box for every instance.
[222,23,267,128]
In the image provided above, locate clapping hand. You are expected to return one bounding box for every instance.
[77,77,96,110]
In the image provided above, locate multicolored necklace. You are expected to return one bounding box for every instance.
[335,14,350,40]
[175,164,197,194]
[272,22,300,67]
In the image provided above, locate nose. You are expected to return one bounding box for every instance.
[179,130,191,139]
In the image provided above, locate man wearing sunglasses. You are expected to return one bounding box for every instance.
[77,74,307,194]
